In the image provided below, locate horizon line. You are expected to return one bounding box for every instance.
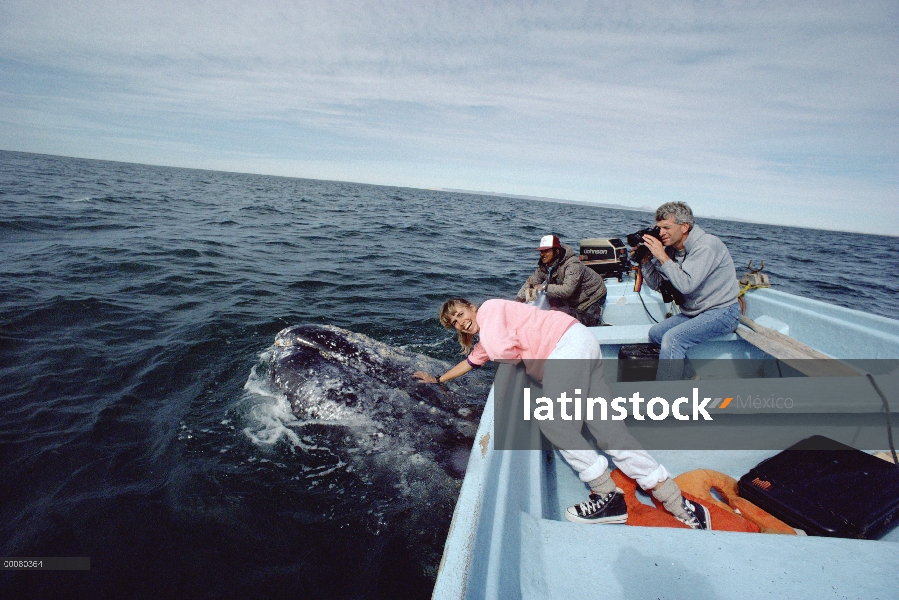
[2,147,893,239]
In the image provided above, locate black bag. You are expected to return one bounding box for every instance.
[738,435,899,539]
[616,343,660,382]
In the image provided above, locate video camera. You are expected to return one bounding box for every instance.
[626,226,661,265]
[626,225,685,305]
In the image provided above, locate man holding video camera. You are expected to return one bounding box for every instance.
[636,202,741,380]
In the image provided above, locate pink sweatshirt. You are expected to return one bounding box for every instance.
[467,299,577,380]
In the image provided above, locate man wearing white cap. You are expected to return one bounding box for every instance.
[516,234,607,326]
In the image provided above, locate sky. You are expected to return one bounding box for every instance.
[1,1,897,235]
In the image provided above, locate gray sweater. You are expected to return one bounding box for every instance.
[640,224,739,317]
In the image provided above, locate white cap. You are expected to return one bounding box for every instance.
[536,235,561,251]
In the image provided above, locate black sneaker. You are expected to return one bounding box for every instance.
[678,497,711,530]
[564,489,628,524]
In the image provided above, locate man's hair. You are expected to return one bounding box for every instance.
[655,202,694,227]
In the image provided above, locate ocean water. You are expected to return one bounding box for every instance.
[1,149,897,598]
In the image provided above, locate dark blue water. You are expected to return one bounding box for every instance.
[2,150,897,598]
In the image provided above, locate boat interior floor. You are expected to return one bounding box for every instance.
[522,448,899,599]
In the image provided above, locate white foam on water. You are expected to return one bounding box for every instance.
[399,337,452,351]
[305,461,346,479]
[242,356,310,450]
[241,350,375,454]
[241,393,307,449]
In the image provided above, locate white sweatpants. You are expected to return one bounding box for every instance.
[539,323,670,490]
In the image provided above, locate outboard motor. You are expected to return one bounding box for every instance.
[579,237,629,281]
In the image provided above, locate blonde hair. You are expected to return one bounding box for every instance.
[439,298,478,355]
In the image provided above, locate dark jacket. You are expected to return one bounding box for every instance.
[516,244,607,311]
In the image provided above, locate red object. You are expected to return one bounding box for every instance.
[536,235,562,251]
[610,469,763,533]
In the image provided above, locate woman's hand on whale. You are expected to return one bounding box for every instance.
[414,360,473,384]
[413,371,440,383]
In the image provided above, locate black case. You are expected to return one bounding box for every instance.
[738,436,899,539]
[616,343,660,382]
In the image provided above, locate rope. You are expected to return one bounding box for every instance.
[737,261,770,315]
[737,282,768,298]
[866,374,898,465]
[636,288,659,324]
[632,267,659,323]
[736,276,770,314]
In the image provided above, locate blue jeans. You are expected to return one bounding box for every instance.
[648,303,742,380]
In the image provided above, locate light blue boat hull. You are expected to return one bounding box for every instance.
[433,281,899,599]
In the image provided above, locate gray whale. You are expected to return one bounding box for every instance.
[268,324,490,477]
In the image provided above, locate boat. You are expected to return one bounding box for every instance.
[432,272,899,599]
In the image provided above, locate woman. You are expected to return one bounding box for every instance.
[413,297,710,529]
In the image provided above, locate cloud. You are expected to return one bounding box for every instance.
[0,0,896,233]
